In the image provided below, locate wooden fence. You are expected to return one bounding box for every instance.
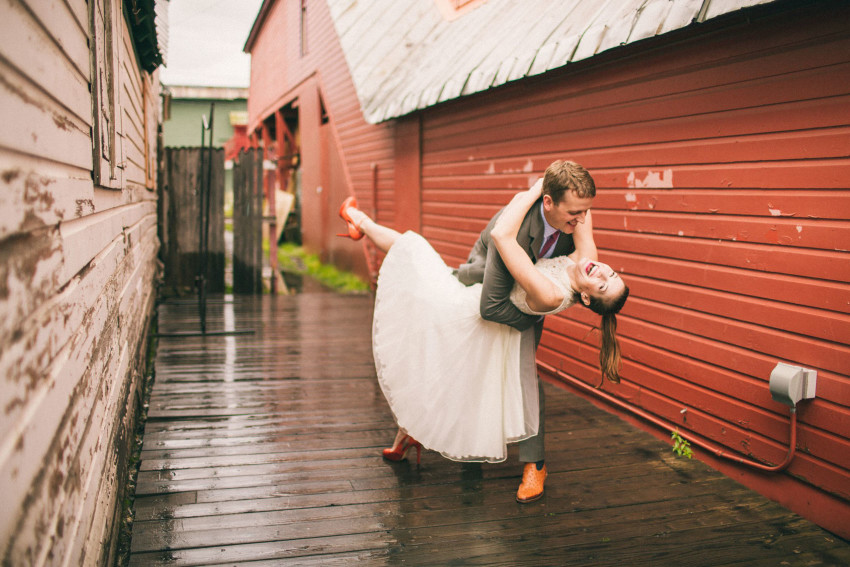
[232,148,265,294]
[159,147,225,295]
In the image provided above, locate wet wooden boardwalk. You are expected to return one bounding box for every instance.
[129,293,849,566]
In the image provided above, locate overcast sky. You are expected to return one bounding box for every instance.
[160,0,264,88]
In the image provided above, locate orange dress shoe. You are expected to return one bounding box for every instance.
[382,434,422,464]
[516,463,548,503]
[337,196,365,240]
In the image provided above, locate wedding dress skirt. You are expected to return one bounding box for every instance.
[372,231,539,463]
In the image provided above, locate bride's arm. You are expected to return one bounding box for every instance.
[568,210,597,263]
[491,180,564,312]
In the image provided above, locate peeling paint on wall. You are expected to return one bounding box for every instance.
[0,0,162,563]
[0,226,60,306]
[627,169,674,189]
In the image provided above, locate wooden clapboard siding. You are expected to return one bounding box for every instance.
[246,0,396,281]
[414,2,850,534]
[0,0,161,564]
[312,0,396,227]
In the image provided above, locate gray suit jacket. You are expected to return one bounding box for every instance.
[457,198,576,335]
[456,198,575,456]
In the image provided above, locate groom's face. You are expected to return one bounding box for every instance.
[543,191,594,234]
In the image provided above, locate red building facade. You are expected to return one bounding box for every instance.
[246,0,850,537]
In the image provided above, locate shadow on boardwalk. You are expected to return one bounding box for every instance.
[128,293,849,566]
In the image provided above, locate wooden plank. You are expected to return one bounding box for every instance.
[602,251,849,313]
[232,148,263,294]
[598,232,850,283]
[161,148,226,294]
[427,186,850,221]
[0,216,155,477]
[0,151,93,240]
[1,0,90,120]
[128,532,395,566]
[550,299,848,382]
[614,295,849,377]
[597,211,847,251]
[0,207,159,567]
[0,58,91,170]
[127,293,850,565]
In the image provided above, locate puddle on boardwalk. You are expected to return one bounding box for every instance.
[225,231,331,295]
[280,270,333,293]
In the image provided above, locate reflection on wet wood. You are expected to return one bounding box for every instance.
[129,294,849,566]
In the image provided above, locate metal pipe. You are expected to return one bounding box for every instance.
[537,360,798,472]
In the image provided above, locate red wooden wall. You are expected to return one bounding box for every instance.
[247,0,397,280]
[247,0,849,536]
[411,4,850,535]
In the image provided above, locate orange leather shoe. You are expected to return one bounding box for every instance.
[516,463,547,503]
[382,434,422,464]
[337,196,365,240]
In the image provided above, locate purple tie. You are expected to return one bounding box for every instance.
[539,231,560,258]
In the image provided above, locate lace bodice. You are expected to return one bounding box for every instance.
[510,255,576,316]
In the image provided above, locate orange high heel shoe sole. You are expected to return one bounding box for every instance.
[382,434,422,464]
[337,196,365,240]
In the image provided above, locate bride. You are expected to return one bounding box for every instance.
[339,179,628,464]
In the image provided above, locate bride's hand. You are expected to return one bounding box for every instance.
[493,177,544,242]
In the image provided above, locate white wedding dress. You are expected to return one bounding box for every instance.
[372,231,576,463]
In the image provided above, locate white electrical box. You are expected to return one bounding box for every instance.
[769,362,817,407]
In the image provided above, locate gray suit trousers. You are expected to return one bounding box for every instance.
[517,322,545,463]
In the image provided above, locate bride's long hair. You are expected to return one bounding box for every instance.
[581,286,629,384]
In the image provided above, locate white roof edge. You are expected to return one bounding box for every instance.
[328,0,782,124]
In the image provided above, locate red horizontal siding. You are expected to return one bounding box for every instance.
[600,231,848,281]
[418,3,850,520]
[596,189,850,220]
[247,0,850,536]
[248,0,398,279]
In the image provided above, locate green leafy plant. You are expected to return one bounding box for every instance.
[671,429,693,459]
[277,243,370,293]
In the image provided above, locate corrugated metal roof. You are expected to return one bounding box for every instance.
[327,0,778,124]
[126,0,166,72]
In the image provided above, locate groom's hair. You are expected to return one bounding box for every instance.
[543,160,596,204]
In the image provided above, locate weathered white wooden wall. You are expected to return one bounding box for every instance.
[0,0,161,564]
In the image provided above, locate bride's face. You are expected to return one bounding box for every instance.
[572,259,625,306]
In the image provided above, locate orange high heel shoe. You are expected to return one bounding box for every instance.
[382,434,422,464]
[337,196,365,240]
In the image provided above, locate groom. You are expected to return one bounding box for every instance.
[456,160,598,503]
